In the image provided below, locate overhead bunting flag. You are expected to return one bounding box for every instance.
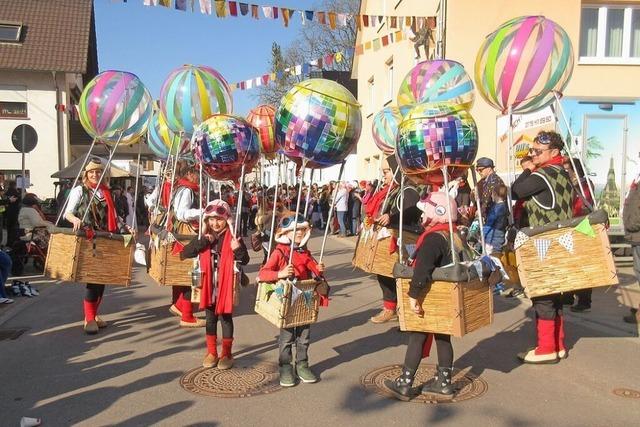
[131,1,433,31]
[534,239,552,261]
[575,217,597,237]
[514,231,530,250]
[556,231,574,253]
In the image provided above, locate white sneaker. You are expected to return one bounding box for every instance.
[0,297,15,304]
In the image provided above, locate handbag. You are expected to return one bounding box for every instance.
[250,231,263,252]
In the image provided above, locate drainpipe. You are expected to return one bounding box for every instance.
[52,71,65,171]
[436,0,447,60]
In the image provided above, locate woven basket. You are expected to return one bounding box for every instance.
[254,279,320,328]
[44,231,133,286]
[352,225,418,277]
[148,240,194,286]
[397,278,493,337]
[515,222,618,298]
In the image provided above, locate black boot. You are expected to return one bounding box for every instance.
[422,366,454,396]
[383,367,418,401]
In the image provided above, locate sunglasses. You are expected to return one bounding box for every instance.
[528,147,551,156]
[281,214,306,228]
[475,167,486,172]
[205,204,228,216]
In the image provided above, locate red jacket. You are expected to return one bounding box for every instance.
[258,243,321,282]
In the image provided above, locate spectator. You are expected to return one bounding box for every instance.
[475,157,506,222]
[0,250,14,304]
[18,193,54,238]
[334,182,349,237]
[112,186,129,223]
[350,181,364,235]
[4,181,21,247]
[0,172,6,245]
[125,186,135,228]
[623,172,640,324]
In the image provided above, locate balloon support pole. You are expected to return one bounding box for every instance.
[469,167,487,256]
[131,140,143,233]
[398,173,405,264]
[234,163,247,238]
[288,159,307,264]
[379,166,400,216]
[505,106,515,226]
[319,160,346,264]
[441,166,458,264]
[267,154,283,257]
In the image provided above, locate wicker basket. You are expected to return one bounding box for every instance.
[44,230,134,286]
[397,277,493,337]
[148,240,194,286]
[254,279,321,328]
[515,212,618,298]
[352,225,418,277]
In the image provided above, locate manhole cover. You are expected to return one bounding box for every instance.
[179,361,282,398]
[361,364,488,404]
[613,388,640,399]
[0,328,28,342]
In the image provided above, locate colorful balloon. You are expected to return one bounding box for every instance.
[372,106,411,155]
[192,115,259,181]
[246,104,278,160]
[474,16,574,114]
[395,102,479,185]
[160,65,233,134]
[78,70,152,146]
[275,79,362,169]
[147,111,188,160]
[397,60,475,110]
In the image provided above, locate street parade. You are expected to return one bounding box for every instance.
[0,1,639,426]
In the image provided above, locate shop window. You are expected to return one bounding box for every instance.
[580,5,640,64]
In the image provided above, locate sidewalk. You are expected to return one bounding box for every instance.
[0,233,638,426]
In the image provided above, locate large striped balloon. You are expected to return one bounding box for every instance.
[192,115,259,181]
[160,65,233,135]
[78,70,152,146]
[395,102,478,186]
[275,79,362,169]
[246,104,278,160]
[372,106,411,155]
[475,16,574,114]
[397,60,475,110]
[147,111,184,160]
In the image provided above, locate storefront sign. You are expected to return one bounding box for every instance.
[0,101,28,119]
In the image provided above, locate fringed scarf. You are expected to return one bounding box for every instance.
[198,229,236,314]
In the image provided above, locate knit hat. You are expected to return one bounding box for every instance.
[416,191,457,225]
[203,199,230,221]
[275,213,311,247]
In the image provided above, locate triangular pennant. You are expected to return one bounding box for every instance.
[290,283,302,305]
[514,231,530,249]
[556,231,574,253]
[534,239,552,261]
[122,234,133,248]
[575,217,597,237]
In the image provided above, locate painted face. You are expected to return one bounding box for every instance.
[207,216,228,233]
[86,169,101,186]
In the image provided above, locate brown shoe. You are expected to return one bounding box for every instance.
[202,353,219,368]
[84,320,99,335]
[179,318,206,328]
[95,315,108,329]
[169,304,182,317]
[217,355,234,370]
[370,308,398,324]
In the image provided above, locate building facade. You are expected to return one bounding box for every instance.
[353,0,639,223]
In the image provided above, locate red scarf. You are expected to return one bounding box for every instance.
[88,183,117,232]
[160,181,172,208]
[364,184,394,219]
[534,155,565,171]
[198,229,236,314]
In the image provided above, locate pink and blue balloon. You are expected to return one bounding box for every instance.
[147,111,189,160]
[474,16,574,114]
[192,115,259,181]
[160,65,233,135]
[397,60,475,110]
[275,79,362,169]
[395,102,478,185]
[372,106,411,155]
[78,70,152,146]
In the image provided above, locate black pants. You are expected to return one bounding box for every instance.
[404,332,453,371]
[279,325,310,365]
[377,274,397,304]
[532,294,563,320]
[240,212,249,237]
[205,304,233,338]
[85,283,105,302]
[575,289,592,307]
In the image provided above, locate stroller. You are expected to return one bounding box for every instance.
[9,226,49,275]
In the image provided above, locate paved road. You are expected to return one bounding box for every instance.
[0,233,638,426]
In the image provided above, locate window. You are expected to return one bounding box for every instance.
[0,22,22,43]
[580,5,640,64]
[368,77,375,112]
[386,58,394,103]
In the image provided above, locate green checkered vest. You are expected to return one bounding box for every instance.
[73,186,109,231]
[525,165,574,227]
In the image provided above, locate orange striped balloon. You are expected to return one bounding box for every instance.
[246,104,279,160]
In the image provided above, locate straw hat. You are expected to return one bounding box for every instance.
[84,157,104,173]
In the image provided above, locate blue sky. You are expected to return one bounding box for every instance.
[94,0,313,115]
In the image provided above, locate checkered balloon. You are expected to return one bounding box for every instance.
[192,115,259,181]
[395,102,479,185]
[372,105,412,155]
[275,79,362,169]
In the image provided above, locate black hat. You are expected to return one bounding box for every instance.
[476,157,495,168]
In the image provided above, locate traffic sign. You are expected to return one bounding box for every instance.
[11,124,38,153]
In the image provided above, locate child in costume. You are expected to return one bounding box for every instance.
[181,200,249,370]
[258,213,325,387]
